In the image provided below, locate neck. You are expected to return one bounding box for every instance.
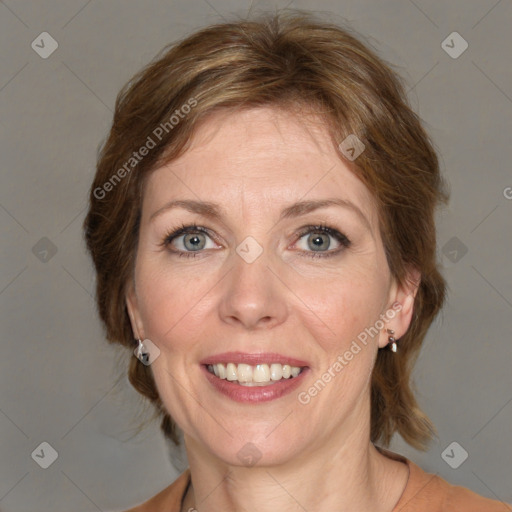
[180,418,409,512]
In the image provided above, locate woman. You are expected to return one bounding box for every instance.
[83,10,509,512]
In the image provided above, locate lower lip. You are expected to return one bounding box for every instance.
[201,365,310,403]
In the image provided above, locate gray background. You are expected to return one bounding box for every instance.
[1,0,511,510]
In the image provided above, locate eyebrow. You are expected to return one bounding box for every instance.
[149,198,371,231]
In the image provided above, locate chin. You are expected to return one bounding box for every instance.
[210,431,302,468]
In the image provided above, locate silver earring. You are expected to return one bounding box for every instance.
[386,329,397,352]
[135,338,145,359]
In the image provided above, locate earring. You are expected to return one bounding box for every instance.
[386,329,397,352]
[134,338,145,359]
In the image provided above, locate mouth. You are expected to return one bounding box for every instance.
[204,362,307,386]
[199,352,311,403]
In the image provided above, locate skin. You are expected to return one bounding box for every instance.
[126,106,419,512]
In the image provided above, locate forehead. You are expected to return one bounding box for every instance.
[143,107,376,225]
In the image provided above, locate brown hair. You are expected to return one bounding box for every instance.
[83,9,449,451]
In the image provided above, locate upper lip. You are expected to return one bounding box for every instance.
[200,351,310,367]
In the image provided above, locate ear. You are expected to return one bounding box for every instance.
[378,266,421,349]
[125,279,145,341]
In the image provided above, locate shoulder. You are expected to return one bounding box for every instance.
[376,446,511,512]
[414,471,511,511]
[441,480,511,511]
[121,468,190,512]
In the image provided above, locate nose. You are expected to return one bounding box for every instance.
[217,246,288,330]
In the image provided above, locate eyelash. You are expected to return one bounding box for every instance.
[159,222,351,259]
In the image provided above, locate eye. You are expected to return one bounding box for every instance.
[294,224,351,258]
[160,224,218,258]
[160,223,351,260]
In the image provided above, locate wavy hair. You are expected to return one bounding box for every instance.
[83,9,449,450]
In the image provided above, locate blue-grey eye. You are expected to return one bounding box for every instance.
[163,226,216,253]
[181,232,207,251]
[306,232,331,251]
[297,231,338,252]
[294,225,351,258]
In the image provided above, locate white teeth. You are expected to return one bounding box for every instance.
[237,364,252,383]
[270,363,282,380]
[253,364,270,383]
[226,363,237,381]
[207,362,304,384]
[217,363,226,379]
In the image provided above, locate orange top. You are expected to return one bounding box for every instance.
[124,447,511,511]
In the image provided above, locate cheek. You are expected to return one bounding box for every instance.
[290,269,386,403]
[296,277,382,403]
[135,261,218,351]
[292,267,386,351]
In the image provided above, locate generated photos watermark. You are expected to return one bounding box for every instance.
[297,302,402,405]
[93,97,198,200]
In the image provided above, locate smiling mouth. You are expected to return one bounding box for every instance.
[205,362,306,386]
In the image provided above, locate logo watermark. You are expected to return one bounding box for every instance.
[297,302,402,405]
[94,97,198,200]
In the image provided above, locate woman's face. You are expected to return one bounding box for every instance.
[126,106,416,465]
